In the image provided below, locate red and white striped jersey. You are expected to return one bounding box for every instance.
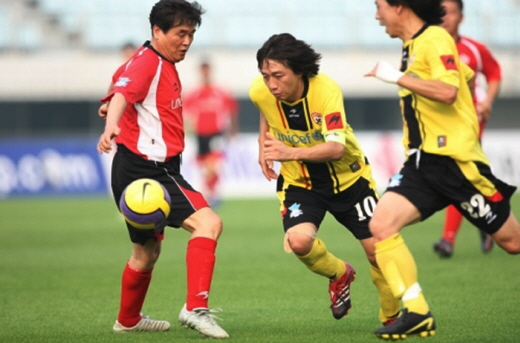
[102,42,185,162]
[456,36,502,104]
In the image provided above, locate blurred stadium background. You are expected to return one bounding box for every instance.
[1,0,519,199]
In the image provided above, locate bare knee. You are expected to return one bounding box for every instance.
[499,241,520,255]
[369,216,394,241]
[183,208,223,240]
[287,233,313,256]
[129,241,161,270]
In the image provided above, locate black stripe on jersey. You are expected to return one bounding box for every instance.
[400,45,409,71]
[403,94,422,149]
[328,162,341,193]
[303,98,313,129]
[304,162,337,194]
[281,102,308,131]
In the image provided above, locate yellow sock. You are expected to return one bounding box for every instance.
[298,238,346,280]
[370,264,400,323]
[375,233,429,315]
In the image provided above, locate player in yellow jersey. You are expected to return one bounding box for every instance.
[249,33,400,325]
[365,0,520,340]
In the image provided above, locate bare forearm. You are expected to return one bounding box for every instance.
[291,141,344,163]
[486,80,501,104]
[397,75,458,104]
[105,92,127,128]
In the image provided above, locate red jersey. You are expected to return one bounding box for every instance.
[456,36,502,104]
[183,84,238,136]
[102,42,184,162]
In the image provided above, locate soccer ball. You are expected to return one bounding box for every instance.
[119,178,171,230]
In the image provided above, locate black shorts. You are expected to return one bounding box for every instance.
[278,177,378,240]
[197,133,224,157]
[386,151,517,234]
[112,144,208,245]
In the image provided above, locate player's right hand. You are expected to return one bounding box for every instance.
[365,61,404,84]
[97,126,120,154]
[258,149,278,181]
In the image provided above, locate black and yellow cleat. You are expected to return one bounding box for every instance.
[375,308,436,340]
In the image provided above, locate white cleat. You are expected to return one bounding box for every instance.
[178,303,229,339]
[113,315,171,333]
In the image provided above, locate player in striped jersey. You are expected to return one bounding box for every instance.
[97,0,228,338]
[365,0,520,339]
[434,0,503,258]
[250,33,399,326]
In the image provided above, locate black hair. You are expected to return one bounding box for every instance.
[444,0,463,12]
[256,33,321,78]
[386,0,446,25]
[149,0,204,34]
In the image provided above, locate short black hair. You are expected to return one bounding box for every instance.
[444,0,463,12]
[149,0,204,34]
[256,33,321,78]
[386,0,446,25]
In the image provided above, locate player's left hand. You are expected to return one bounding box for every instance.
[98,103,109,119]
[477,100,492,121]
[263,132,294,162]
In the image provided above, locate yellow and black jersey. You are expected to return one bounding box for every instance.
[399,25,489,164]
[249,73,374,195]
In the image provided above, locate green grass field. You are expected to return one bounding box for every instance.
[1,195,519,343]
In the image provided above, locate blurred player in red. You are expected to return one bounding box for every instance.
[433,0,502,258]
[120,42,138,61]
[183,61,239,206]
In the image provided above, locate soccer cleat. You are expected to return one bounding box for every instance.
[382,312,400,326]
[178,303,229,339]
[375,308,436,340]
[113,315,171,333]
[433,238,453,258]
[329,263,356,320]
[479,230,494,254]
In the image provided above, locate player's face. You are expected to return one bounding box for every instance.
[260,59,304,103]
[441,1,463,37]
[152,24,196,63]
[374,0,400,39]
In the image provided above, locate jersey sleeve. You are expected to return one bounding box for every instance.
[461,62,475,82]
[426,33,460,88]
[479,44,502,82]
[321,81,347,134]
[101,55,157,104]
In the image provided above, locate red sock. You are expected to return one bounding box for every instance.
[442,205,463,244]
[206,173,219,193]
[186,237,217,311]
[117,264,152,327]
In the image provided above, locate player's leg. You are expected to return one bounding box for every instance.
[487,212,520,254]
[433,205,462,258]
[370,191,435,339]
[359,238,400,326]
[452,159,519,255]
[286,224,355,319]
[370,192,428,312]
[281,188,354,319]
[181,207,223,310]
[330,175,399,325]
[114,238,170,332]
[203,152,223,206]
[110,147,170,332]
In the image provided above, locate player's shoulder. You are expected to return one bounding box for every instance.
[249,75,269,100]
[309,73,341,93]
[459,35,489,50]
[423,25,452,41]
